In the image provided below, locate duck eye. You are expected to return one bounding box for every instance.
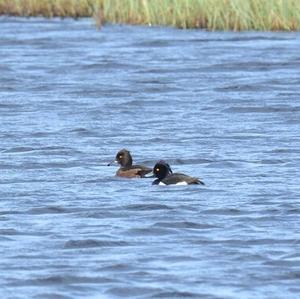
[156,168,160,172]
[119,155,123,158]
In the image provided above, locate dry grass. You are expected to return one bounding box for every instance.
[0,0,103,18]
[0,0,300,30]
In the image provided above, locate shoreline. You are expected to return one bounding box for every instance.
[0,0,299,31]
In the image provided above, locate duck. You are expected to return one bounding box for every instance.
[108,149,152,178]
[152,160,204,185]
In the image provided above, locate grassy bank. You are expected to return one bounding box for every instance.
[0,0,103,18]
[0,0,299,30]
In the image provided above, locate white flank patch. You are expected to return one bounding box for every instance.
[158,181,188,186]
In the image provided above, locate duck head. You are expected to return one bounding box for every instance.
[108,149,133,167]
[153,160,173,180]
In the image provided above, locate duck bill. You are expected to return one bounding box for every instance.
[107,160,118,166]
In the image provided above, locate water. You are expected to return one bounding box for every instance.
[0,17,300,299]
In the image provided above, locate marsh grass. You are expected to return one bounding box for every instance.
[0,0,103,18]
[0,0,299,30]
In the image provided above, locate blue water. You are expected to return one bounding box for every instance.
[1,17,300,299]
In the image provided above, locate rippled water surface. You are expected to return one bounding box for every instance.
[1,17,300,299]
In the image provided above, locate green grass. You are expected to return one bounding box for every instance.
[0,0,300,30]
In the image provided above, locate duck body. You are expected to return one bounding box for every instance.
[152,160,204,186]
[152,173,202,185]
[108,149,152,178]
[116,164,153,178]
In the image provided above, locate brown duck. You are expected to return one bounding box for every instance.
[108,149,152,178]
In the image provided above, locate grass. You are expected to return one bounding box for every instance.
[0,0,103,18]
[0,0,300,30]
